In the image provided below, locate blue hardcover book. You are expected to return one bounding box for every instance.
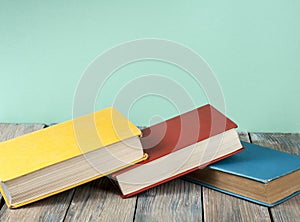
[183,141,300,207]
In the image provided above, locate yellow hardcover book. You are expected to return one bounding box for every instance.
[0,107,147,208]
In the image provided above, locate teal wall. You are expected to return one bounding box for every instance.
[1,1,299,132]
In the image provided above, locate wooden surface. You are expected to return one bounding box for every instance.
[135,179,202,222]
[0,124,299,222]
[64,177,137,222]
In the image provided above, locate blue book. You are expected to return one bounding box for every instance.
[183,141,300,207]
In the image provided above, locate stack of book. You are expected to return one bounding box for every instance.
[0,104,299,208]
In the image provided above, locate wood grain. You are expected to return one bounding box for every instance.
[0,191,75,222]
[134,179,202,222]
[238,131,251,142]
[0,123,75,222]
[0,123,45,142]
[250,133,300,155]
[250,133,300,222]
[64,177,137,222]
[202,187,271,222]
[202,132,271,222]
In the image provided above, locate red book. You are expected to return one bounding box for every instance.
[112,104,244,197]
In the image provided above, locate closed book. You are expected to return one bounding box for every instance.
[183,141,300,207]
[113,104,243,197]
[0,107,147,208]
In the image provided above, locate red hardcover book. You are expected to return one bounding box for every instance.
[112,104,244,198]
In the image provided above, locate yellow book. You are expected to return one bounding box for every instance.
[0,107,147,208]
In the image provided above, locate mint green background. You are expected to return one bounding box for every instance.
[0,1,299,132]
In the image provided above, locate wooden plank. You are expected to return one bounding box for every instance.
[203,188,271,222]
[269,196,300,222]
[0,191,75,222]
[0,123,45,142]
[250,133,300,222]
[64,177,137,222]
[250,133,300,155]
[238,131,251,142]
[202,132,271,222]
[134,179,202,222]
[0,123,75,222]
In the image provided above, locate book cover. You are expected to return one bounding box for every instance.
[183,141,300,207]
[116,104,238,171]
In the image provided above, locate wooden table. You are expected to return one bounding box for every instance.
[0,123,299,222]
